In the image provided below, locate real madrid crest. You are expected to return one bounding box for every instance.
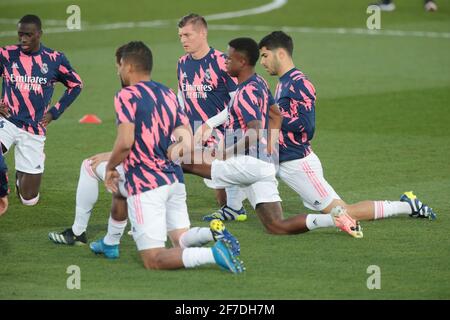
[205,69,211,81]
[41,63,48,74]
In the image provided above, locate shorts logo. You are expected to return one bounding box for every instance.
[35,165,42,169]
[40,63,48,74]
[182,72,187,78]
[314,200,321,206]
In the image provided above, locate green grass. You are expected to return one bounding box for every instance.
[0,0,449,299]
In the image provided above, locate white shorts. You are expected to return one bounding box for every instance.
[211,155,281,208]
[127,182,191,251]
[277,152,340,211]
[0,118,46,174]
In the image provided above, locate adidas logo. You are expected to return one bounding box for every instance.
[12,62,19,69]
[35,165,41,169]
[314,200,321,206]
[182,72,187,78]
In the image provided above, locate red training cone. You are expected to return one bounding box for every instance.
[79,114,102,124]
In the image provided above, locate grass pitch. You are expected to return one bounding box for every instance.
[0,0,449,299]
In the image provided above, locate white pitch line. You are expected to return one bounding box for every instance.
[207,24,450,39]
[0,0,287,37]
[0,18,68,25]
[204,0,287,21]
[1,0,449,40]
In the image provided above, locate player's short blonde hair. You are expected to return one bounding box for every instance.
[178,13,207,30]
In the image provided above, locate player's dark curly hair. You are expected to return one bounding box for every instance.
[119,41,153,73]
[18,14,42,31]
[258,31,294,57]
[228,37,259,67]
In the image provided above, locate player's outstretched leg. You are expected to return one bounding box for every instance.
[139,236,244,273]
[256,202,363,238]
[324,193,436,222]
[48,159,101,245]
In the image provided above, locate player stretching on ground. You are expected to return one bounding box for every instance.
[0,15,82,205]
[257,31,435,222]
[101,41,243,272]
[183,37,362,237]
[48,44,238,263]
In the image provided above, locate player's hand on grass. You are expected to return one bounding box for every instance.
[0,196,8,216]
[105,168,120,194]
[194,123,213,146]
[0,100,10,118]
[40,112,53,127]
[89,152,112,169]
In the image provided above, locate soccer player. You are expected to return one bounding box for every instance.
[177,13,247,221]
[257,31,436,222]
[48,45,131,255]
[0,149,9,216]
[183,37,362,238]
[0,14,83,206]
[103,41,243,272]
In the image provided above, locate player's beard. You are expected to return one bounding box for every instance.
[119,76,126,88]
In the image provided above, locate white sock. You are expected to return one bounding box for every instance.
[373,201,412,220]
[72,159,101,236]
[182,247,215,268]
[103,216,127,245]
[225,185,246,210]
[179,227,214,249]
[306,214,335,231]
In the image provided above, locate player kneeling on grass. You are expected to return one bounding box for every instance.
[49,45,241,270]
[102,41,243,272]
[257,31,436,223]
[183,37,363,238]
[49,153,240,264]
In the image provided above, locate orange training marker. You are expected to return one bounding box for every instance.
[79,114,102,124]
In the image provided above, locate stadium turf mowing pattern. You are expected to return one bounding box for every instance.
[0,0,449,299]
